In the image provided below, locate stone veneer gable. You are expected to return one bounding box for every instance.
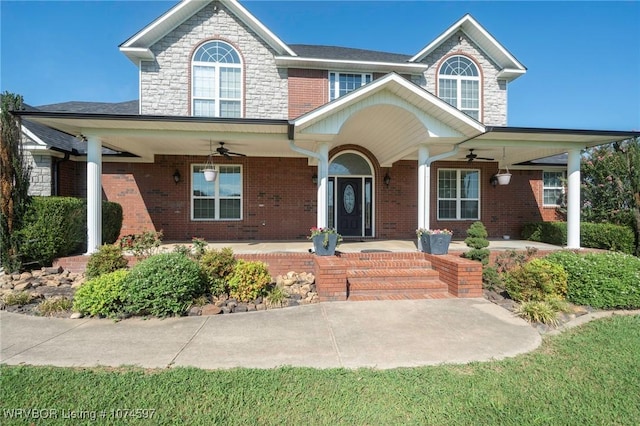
[418,31,508,126]
[140,2,288,119]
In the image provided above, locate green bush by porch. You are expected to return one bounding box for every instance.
[545,251,640,309]
[16,197,123,268]
[522,221,634,254]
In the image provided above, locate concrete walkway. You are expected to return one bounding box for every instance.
[0,298,541,370]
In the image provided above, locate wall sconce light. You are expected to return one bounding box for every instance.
[384,173,391,186]
[173,169,181,184]
[490,175,498,187]
[312,173,318,184]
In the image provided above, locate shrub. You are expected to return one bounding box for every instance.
[85,244,128,279]
[265,285,287,308]
[37,297,73,316]
[2,291,32,306]
[18,196,86,266]
[504,258,568,302]
[73,270,129,317]
[515,301,560,326]
[494,247,539,274]
[462,221,490,265]
[122,253,205,317]
[199,247,237,296]
[102,201,123,244]
[228,260,271,303]
[482,266,502,290]
[545,251,640,309]
[119,230,163,259]
[522,222,634,254]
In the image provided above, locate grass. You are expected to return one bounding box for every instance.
[1,315,639,425]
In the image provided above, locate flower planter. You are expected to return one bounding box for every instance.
[312,234,338,256]
[419,233,452,255]
[203,169,218,182]
[495,173,512,185]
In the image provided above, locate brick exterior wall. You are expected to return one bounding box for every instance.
[418,31,508,126]
[288,68,327,119]
[140,2,287,119]
[53,153,557,242]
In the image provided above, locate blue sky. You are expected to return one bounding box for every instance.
[1,0,639,130]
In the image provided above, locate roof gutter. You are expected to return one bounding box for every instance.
[287,122,321,160]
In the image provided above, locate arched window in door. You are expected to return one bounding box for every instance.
[329,152,374,237]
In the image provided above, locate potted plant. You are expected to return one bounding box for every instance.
[416,228,453,255]
[308,227,342,256]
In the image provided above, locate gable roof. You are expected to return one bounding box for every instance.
[289,45,412,63]
[410,14,526,81]
[120,0,295,64]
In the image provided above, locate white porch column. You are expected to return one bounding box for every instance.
[317,142,330,229]
[86,136,102,254]
[418,145,430,231]
[566,148,582,249]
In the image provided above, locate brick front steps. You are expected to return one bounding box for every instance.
[54,251,482,302]
[345,258,450,300]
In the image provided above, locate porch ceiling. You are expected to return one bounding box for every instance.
[18,112,639,168]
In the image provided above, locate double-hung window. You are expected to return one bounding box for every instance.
[329,72,372,101]
[192,165,242,220]
[543,171,565,206]
[192,41,242,118]
[438,56,480,120]
[438,169,480,220]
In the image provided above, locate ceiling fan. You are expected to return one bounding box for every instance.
[215,142,246,159]
[464,149,494,162]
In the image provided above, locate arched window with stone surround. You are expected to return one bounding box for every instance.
[192,41,242,118]
[438,55,481,121]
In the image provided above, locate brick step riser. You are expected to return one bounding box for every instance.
[344,261,432,269]
[346,272,440,282]
[348,293,453,301]
[348,283,449,292]
[348,289,449,297]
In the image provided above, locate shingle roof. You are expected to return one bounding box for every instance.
[36,100,139,115]
[289,44,411,63]
[22,101,139,155]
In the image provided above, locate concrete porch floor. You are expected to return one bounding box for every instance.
[162,239,563,255]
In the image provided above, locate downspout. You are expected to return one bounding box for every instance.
[288,123,330,228]
[52,151,70,196]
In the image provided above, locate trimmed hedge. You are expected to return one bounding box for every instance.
[545,251,640,309]
[522,221,634,254]
[16,197,123,267]
[122,253,205,317]
[18,197,86,266]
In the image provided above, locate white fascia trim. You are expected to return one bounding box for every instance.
[225,0,296,56]
[21,125,47,147]
[120,0,207,48]
[120,47,155,64]
[274,56,427,73]
[409,14,526,72]
[497,68,527,80]
[294,73,485,133]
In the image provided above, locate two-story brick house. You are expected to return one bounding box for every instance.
[19,0,638,254]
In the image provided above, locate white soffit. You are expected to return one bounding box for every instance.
[294,73,485,137]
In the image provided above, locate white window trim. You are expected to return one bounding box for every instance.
[191,164,243,221]
[191,42,243,118]
[542,170,566,207]
[438,56,481,121]
[328,71,372,101]
[437,168,481,221]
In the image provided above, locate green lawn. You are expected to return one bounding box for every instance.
[2,315,639,425]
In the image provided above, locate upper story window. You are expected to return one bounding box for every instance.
[192,41,242,118]
[438,56,480,121]
[437,169,480,220]
[329,72,372,101]
[543,171,565,207]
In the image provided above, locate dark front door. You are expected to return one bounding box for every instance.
[337,178,362,236]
